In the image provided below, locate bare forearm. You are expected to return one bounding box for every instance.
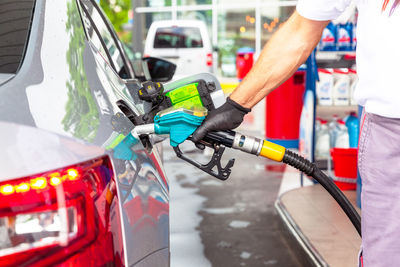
[230,11,329,109]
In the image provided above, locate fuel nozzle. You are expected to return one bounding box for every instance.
[154,106,207,147]
[202,131,286,162]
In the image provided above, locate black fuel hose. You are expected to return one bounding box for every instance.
[283,150,361,236]
[203,130,361,236]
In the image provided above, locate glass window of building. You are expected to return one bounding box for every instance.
[177,10,212,40]
[218,9,255,76]
[177,0,211,5]
[145,0,172,7]
[217,0,258,4]
[142,12,173,44]
[132,0,296,77]
[261,6,295,47]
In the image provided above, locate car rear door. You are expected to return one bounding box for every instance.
[77,1,169,266]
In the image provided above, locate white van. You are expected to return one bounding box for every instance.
[144,20,213,79]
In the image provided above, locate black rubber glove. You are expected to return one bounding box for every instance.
[191,97,251,143]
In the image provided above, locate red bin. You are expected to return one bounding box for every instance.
[266,71,306,148]
[236,47,254,80]
[331,148,358,190]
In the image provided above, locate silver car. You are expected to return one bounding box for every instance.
[0,0,170,266]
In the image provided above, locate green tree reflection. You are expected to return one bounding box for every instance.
[63,1,99,142]
[100,0,132,44]
[100,0,131,33]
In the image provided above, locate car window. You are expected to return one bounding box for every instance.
[0,0,35,74]
[78,0,132,79]
[154,27,203,49]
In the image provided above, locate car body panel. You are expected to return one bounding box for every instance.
[134,248,170,267]
[0,0,169,265]
[0,74,14,85]
[0,121,105,181]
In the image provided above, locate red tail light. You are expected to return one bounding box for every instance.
[206,53,213,66]
[0,156,115,266]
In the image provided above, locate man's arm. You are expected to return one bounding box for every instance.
[230,11,329,108]
[192,11,329,142]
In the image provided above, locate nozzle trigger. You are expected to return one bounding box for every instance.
[173,145,235,181]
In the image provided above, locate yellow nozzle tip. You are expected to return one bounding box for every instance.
[259,140,285,162]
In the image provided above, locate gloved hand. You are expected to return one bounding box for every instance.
[191,97,251,143]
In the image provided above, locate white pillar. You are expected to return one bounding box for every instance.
[172,0,177,21]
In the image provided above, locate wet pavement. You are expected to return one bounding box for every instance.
[164,142,308,267]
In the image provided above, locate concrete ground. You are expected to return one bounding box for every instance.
[164,142,308,267]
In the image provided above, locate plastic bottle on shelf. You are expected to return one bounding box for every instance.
[328,115,340,148]
[316,68,334,106]
[333,68,351,106]
[335,120,350,148]
[348,69,358,105]
[337,23,353,51]
[319,22,337,51]
[315,119,330,159]
[315,118,321,150]
[345,112,359,148]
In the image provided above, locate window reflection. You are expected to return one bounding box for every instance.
[79,0,130,78]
